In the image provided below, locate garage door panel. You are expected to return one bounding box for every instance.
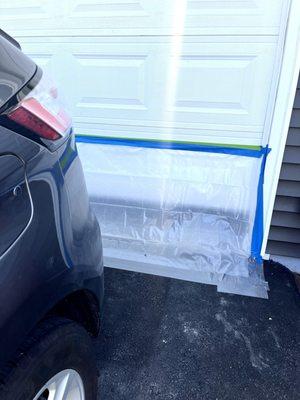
[173,44,276,125]
[23,37,277,145]
[75,54,148,112]
[2,0,285,36]
[70,0,149,17]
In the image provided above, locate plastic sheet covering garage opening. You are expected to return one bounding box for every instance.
[77,138,269,298]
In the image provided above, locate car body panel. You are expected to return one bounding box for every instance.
[0,154,32,255]
[0,35,104,370]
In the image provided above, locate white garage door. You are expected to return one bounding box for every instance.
[1,0,289,147]
[1,0,291,297]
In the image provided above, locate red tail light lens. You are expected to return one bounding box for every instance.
[7,73,71,141]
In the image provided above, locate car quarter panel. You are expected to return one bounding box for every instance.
[0,128,103,370]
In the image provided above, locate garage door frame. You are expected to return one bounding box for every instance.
[262,0,300,258]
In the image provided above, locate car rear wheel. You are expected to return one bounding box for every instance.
[0,317,98,400]
[33,369,85,400]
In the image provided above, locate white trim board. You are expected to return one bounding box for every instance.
[262,0,300,257]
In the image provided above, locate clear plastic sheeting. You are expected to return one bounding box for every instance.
[78,142,269,298]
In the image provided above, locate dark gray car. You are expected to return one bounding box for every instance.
[0,31,104,400]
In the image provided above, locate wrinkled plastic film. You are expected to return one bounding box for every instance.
[78,142,268,298]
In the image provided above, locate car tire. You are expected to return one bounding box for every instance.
[0,317,98,400]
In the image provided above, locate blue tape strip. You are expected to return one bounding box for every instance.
[250,147,271,263]
[76,135,267,158]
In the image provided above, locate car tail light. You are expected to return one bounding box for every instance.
[7,72,71,141]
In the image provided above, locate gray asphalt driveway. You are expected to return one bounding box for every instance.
[96,262,299,400]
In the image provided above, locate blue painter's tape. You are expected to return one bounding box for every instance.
[250,147,271,263]
[76,135,268,158]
